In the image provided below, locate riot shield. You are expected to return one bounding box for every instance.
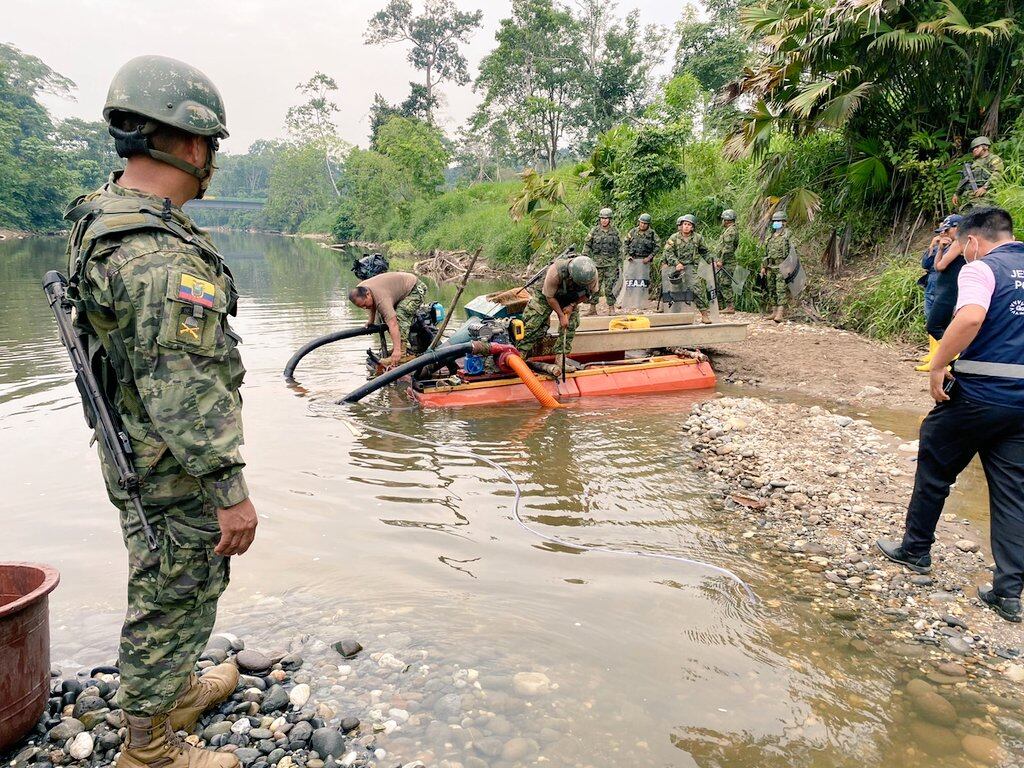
[780,245,807,298]
[732,264,750,299]
[697,259,720,322]
[619,257,651,312]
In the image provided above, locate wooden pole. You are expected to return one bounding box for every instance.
[428,247,483,351]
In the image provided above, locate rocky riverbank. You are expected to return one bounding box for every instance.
[689,396,1024,764]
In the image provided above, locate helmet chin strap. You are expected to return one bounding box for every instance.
[109,121,217,199]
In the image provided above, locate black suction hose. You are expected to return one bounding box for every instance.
[341,342,486,403]
[284,324,386,380]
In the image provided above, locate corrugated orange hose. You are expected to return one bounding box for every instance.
[502,354,565,409]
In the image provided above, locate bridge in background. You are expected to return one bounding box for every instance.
[184,198,266,212]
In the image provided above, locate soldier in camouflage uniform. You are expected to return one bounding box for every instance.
[661,214,711,323]
[716,209,740,314]
[953,136,1004,212]
[64,57,253,768]
[762,210,793,322]
[582,207,622,314]
[515,255,599,371]
[620,213,659,311]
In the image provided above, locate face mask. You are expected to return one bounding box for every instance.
[965,237,980,262]
[772,221,783,230]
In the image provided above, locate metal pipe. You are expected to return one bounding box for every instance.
[284,324,386,380]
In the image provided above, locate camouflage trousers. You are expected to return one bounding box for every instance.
[382,280,427,356]
[716,258,736,307]
[762,264,788,307]
[595,258,620,303]
[109,460,228,715]
[515,295,579,358]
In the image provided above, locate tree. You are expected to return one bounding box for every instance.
[261,142,337,232]
[476,0,585,169]
[375,115,450,194]
[365,0,483,125]
[285,72,347,196]
[674,0,748,93]
[54,118,119,191]
[337,148,414,240]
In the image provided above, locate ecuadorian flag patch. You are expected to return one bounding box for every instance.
[178,273,216,308]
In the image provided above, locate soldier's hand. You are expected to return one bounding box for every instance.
[952,194,959,206]
[216,498,258,556]
[975,187,987,197]
[559,313,570,330]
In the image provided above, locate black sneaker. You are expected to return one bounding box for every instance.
[978,586,1023,623]
[876,539,932,574]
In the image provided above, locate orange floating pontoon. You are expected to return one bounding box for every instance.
[412,354,716,408]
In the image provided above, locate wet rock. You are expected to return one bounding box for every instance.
[908,721,960,756]
[310,727,346,759]
[435,693,462,717]
[936,662,966,678]
[512,671,550,697]
[943,636,971,655]
[912,690,958,726]
[234,748,262,766]
[288,684,310,709]
[71,695,106,720]
[288,720,313,744]
[231,718,252,735]
[236,650,273,674]
[961,734,1007,766]
[203,721,234,740]
[340,717,360,734]
[48,718,85,743]
[261,685,289,713]
[89,666,119,677]
[280,653,303,671]
[501,737,539,761]
[68,732,93,760]
[332,640,362,659]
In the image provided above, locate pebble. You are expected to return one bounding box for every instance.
[236,650,273,673]
[68,732,93,760]
[912,690,958,726]
[961,734,1007,765]
[288,683,311,709]
[955,539,980,553]
[310,727,346,759]
[261,685,289,713]
[47,718,85,743]
[332,640,363,659]
[512,671,550,697]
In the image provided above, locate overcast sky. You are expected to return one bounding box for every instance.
[5,0,681,153]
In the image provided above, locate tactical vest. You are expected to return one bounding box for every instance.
[64,186,237,424]
[954,243,1024,407]
[626,228,657,258]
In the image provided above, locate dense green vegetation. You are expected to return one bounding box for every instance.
[3,0,1024,342]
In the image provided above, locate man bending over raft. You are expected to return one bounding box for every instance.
[349,271,427,367]
[515,255,599,373]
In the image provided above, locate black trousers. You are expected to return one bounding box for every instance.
[902,394,1024,598]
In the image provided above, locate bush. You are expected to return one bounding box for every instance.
[842,258,925,342]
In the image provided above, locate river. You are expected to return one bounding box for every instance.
[1,232,1018,767]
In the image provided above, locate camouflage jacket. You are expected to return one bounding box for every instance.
[717,225,739,262]
[65,174,248,509]
[763,229,792,268]
[623,226,660,259]
[663,231,709,268]
[582,225,622,262]
[957,152,1004,193]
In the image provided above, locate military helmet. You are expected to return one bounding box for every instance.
[679,214,697,225]
[970,136,992,149]
[771,210,788,222]
[599,207,614,219]
[104,55,228,138]
[638,213,652,223]
[721,209,737,221]
[568,255,597,285]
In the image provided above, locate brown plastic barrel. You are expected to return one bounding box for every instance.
[0,563,60,753]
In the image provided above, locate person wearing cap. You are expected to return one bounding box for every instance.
[916,215,962,370]
[878,207,1024,623]
[582,207,622,314]
[61,57,253,768]
[662,214,711,322]
[515,254,599,372]
[716,209,740,314]
[761,210,793,322]
[926,214,967,353]
[952,136,1003,211]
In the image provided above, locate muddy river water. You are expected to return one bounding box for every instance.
[1,233,1018,767]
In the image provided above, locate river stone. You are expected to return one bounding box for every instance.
[908,721,961,756]
[289,684,311,709]
[435,693,462,717]
[955,539,980,553]
[234,748,261,766]
[512,672,550,697]
[201,648,229,665]
[99,731,121,750]
[203,721,234,740]
[68,731,93,760]
[926,672,963,686]
[237,650,273,674]
[501,737,539,761]
[280,653,303,671]
[71,694,107,720]
[831,607,858,621]
[961,735,1007,766]
[943,636,971,655]
[288,720,313,743]
[79,707,111,730]
[261,685,289,713]
[231,718,252,735]
[937,662,967,678]
[1003,663,1024,683]
[332,640,363,659]
[340,716,359,733]
[310,727,346,759]
[48,718,85,743]
[912,690,958,726]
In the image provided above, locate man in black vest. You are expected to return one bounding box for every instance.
[878,207,1024,623]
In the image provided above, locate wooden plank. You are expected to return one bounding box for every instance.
[551,311,696,332]
[568,322,748,354]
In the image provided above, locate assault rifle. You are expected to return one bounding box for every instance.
[42,271,159,551]
[962,162,979,192]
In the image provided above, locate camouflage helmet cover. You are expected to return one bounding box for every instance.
[721,209,737,221]
[970,136,992,149]
[568,255,598,285]
[599,207,614,219]
[679,214,697,225]
[104,55,228,138]
[638,213,652,223]
[771,210,788,222]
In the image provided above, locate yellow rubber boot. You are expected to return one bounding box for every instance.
[915,336,939,372]
[120,713,240,768]
[168,664,240,732]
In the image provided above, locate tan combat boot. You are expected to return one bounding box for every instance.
[120,712,240,768]
[699,310,712,324]
[169,663,240,732]
[596,297,610,316]
[722,305,735,315]
[773,306,785,323]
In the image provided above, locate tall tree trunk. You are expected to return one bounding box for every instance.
[425,61,434,124]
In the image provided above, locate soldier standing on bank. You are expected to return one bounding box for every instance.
[582,207,622,315]
[953,136,1004,211]
[762,210,793,322]
[662,214,711,323]
[63,56,255,768]
[620,213,659,311]
[716,209,740,314]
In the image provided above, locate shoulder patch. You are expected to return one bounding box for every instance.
[178,273,216,307]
